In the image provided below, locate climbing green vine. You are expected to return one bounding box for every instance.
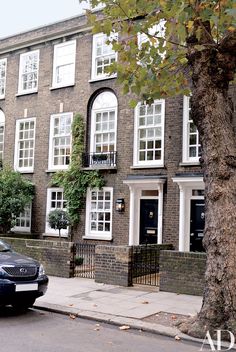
[52,114,105,224]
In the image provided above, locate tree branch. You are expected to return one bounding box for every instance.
[219,31,236,54]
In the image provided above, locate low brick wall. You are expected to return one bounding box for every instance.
[95,245,132,286]
[1,237,75,278]
[95,244,174,287]
[159,250,206,296]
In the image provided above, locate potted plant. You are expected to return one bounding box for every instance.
[48,209,70,240]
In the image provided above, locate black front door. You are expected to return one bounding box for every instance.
[139,199,158,244]
[190,199,205,252]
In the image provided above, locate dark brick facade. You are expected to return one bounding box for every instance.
[0,14,235,250]
[159,250,206,295]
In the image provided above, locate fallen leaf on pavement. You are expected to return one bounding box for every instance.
[94,328,100,331]
[141,301,149,304]
[68,304,74,307]
[93,304,98,307]
[119,325,130,330]
[175,335,181,341]
[69,314,76,320]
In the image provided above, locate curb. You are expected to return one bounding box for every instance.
[34,302,203,346]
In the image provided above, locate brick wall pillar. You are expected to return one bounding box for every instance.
[95,245,132,286]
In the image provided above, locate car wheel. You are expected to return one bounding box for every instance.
[12,298,36,311]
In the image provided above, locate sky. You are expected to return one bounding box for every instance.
[0,0,90,38]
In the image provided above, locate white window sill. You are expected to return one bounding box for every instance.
[83,234,112,241]
[12,229,31,233]
[89,75,117,83]
[43,232,68,238]
[46,167,69,173]
[131,164,165,169]
[0,96,5,100]
[50,83,75,90]
[16,90,38,97]
[179,161,200,166]
[15,169,34,174]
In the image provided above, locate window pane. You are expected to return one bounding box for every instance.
[88,189,112,235]
[189,147,197,157]
[93,33,117,78]
[19,51,39,92]
[190,134,197,145]
[139,151,145,161]
[53,41,76,86]
[16,119,35,170]
[137,101,163,164]
[51,113,72,168]
[184,96,201,161]
[14,204,31,231]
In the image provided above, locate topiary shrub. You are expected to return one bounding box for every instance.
[48,209,70,240]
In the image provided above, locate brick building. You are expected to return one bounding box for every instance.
[0,14,234,251]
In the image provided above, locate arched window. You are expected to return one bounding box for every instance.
[90,91,118,167]
[0,110,5,161]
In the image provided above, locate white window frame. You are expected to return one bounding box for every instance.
[91,33,117,81]
[18,50,39,95]
[48,112,73,171]
[133,99,165,167]
[45,188,68,237]
[52,40,76,88]
[13,203,32,233]
[0,110,5,162]
[84,187,113,241]
[137,21,166,66]
[182,96,201,163]
[138,21,166,48]
[0,58,7,99]
[14,118,36,173]
[90,91,118,155]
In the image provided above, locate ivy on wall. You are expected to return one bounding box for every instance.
[52,114,105,224]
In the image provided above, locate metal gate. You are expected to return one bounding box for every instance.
[131,244,160,286]
[74,243,95,279]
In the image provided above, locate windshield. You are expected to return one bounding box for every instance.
[0,240,11,252]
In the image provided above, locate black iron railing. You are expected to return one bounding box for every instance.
[131,244,160,286]
[82,151,117,168]
[74,243,96,279]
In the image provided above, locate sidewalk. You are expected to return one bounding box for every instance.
[35,276,203,343]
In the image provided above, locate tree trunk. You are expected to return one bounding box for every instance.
[179,47,236,338]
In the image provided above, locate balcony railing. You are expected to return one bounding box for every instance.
[82,151,117,169]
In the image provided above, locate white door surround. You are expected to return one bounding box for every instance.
[172,176,204,251]
[123,177,165,245]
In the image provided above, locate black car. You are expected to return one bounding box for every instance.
[0,239,48,309]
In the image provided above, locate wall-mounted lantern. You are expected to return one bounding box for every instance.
[115,198,125,213]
